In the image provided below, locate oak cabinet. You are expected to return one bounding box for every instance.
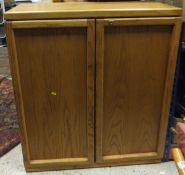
[5,2,182,172]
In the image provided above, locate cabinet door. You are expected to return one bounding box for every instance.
[6,19,95,171]
[96,18,181,164]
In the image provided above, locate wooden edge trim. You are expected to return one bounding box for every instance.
[30,157,89,165]
[95,19,105,163]
[157,19,182,156]
[103,152,159,161]
[4,9,182,21]
[25,158,161,172]
[5,22,31,166]
[86,19,95,163]
[102,17,182,26]
[11,19,88,29]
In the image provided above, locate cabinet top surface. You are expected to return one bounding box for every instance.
[5,2,182,20]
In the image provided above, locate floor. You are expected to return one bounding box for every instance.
[0,144,179,175]
[0,47,10,77]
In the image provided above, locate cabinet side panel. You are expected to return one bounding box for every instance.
[13,27,88,160]
[102,25,172,156]
[5,22,31,168]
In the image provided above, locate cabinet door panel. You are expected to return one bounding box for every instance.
[6,19,95,170]
[96,18,181,163]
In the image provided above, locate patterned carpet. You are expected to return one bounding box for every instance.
[0,47,20,157]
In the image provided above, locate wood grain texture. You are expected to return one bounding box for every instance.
[6,19,95,169]
[26,157,161,172]
[96,17,181,164]
[5,22,31,169]
[157,19,182,157]
[12,19,88,28]
[4,2,182,21]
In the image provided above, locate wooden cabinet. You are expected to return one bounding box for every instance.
[5,2,182,172]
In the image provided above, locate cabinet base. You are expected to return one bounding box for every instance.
[25,159,161,172]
